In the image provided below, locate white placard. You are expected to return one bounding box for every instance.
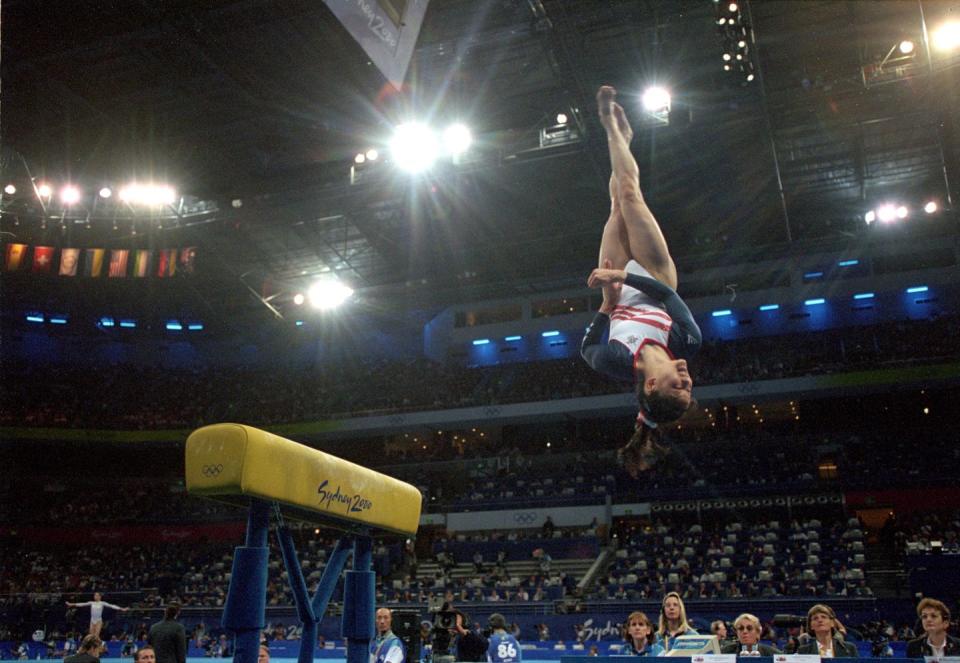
[775,656,821,663]
[691,656,736,663]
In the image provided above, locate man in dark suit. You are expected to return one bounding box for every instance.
[148,604,186,663]
[721,614,781,656]
[65,635,103,663]
[907,598,960,658]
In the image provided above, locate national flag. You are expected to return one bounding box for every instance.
[156,249,177,277]
[133,249,151,277]
[178,246,197,274]
[32,246,55,273]
[59,248,80,276]
[84,249,105,277]
[108,249,129,277]
[4,243,27,271]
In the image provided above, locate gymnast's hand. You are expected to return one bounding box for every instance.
[588,265,627,288]
[593,260,624,313]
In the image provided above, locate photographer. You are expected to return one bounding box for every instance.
[430,604,487,663]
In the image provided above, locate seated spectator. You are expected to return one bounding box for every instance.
[623,611,664,656]
[721,614,780,656]
[656,592,698,651]
[797,604,858,658]
[906,598,960,658]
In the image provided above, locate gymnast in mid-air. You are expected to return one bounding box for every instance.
[581,85,702,476]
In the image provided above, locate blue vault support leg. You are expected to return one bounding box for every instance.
[342,535,374,663]
[225,499,270,663]
[276,526,318,663]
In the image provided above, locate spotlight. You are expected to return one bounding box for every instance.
[899,40,915,54]
[60,185,81,206]
[736,53,744,60]
[354,153,366,164]
[724,64,732,71]
[99,187,112,198]
[365,149,379,161]
[3,184,15,195]
[390,122,439,173]
[864,210,876,224]
[718,17,727,25]
[932,21,960,52]
[746,73,755,82]
[641,86,671,112]
[442,123,473,157]
[118,183,177,206]
[307,280,354,310]
[738,40,747,48]
[556,113,568,125]
[896,205,908,219]
[293,293,305,306]
[924,201,938,214]
[728,2,738,12]
[37,183,52,198]
[723,53,732,61]
[876,204,896,223]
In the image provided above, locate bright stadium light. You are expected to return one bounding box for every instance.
[864,210,876,224]
[119,183,177,206]
[896,205,909,219]
[4,184,15,195]
[899,40,915,54]
[932,21,960,52]
[924,201,938,214]
[641,86,671,112]
[99,187,112,198]
[37,183,52,198]
[442,123,473,157]
[293,293,305,306]
[391,122,439,173]
[365,149,379,161]
[556,113,568,125]
[354,153,366,164]
[307,280,354,310]
[60,185,81,205]
[876,204,897,223]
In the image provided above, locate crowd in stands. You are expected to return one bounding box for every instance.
[600,517,870,601]
[3,315,959,430]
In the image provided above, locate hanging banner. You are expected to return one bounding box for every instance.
[157,249,177,277]
[85,248,105,277]
[133,249,151,277]
[178,246,196,274]
[32,246,55,273]
[4,243,27,271]
[108,249,129,277]
[59,248,80,276]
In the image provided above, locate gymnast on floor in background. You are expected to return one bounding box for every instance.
[581,85,701,476]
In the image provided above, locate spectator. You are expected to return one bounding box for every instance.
[797,605,858,658]
[722,614,780,655]
[656,592,697,651]
[906,598,960,658]
[65,635,104,663]
[623,611,664,656]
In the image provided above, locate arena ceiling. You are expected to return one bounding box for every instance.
[2,0,958,321]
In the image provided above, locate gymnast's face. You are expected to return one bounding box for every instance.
[646,359,693,406]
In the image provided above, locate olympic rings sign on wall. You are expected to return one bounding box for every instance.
[202,464,224,477]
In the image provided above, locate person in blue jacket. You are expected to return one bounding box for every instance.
[486,614,521,663]
[623,612,664,656]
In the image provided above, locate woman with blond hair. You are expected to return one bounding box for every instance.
[797,604,858,658]
[623,611,664,656]
[656,592,698,651]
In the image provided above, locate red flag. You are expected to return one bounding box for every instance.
[32,246,55,273]
[108,249,129,277]
[156,249,177,277]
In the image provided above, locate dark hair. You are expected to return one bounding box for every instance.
[79,635,103,653]
[638,386,695,425]
[164,603,181,620]
[135,647,155,662]
[619,424,666,477]
[489,613,507,631]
